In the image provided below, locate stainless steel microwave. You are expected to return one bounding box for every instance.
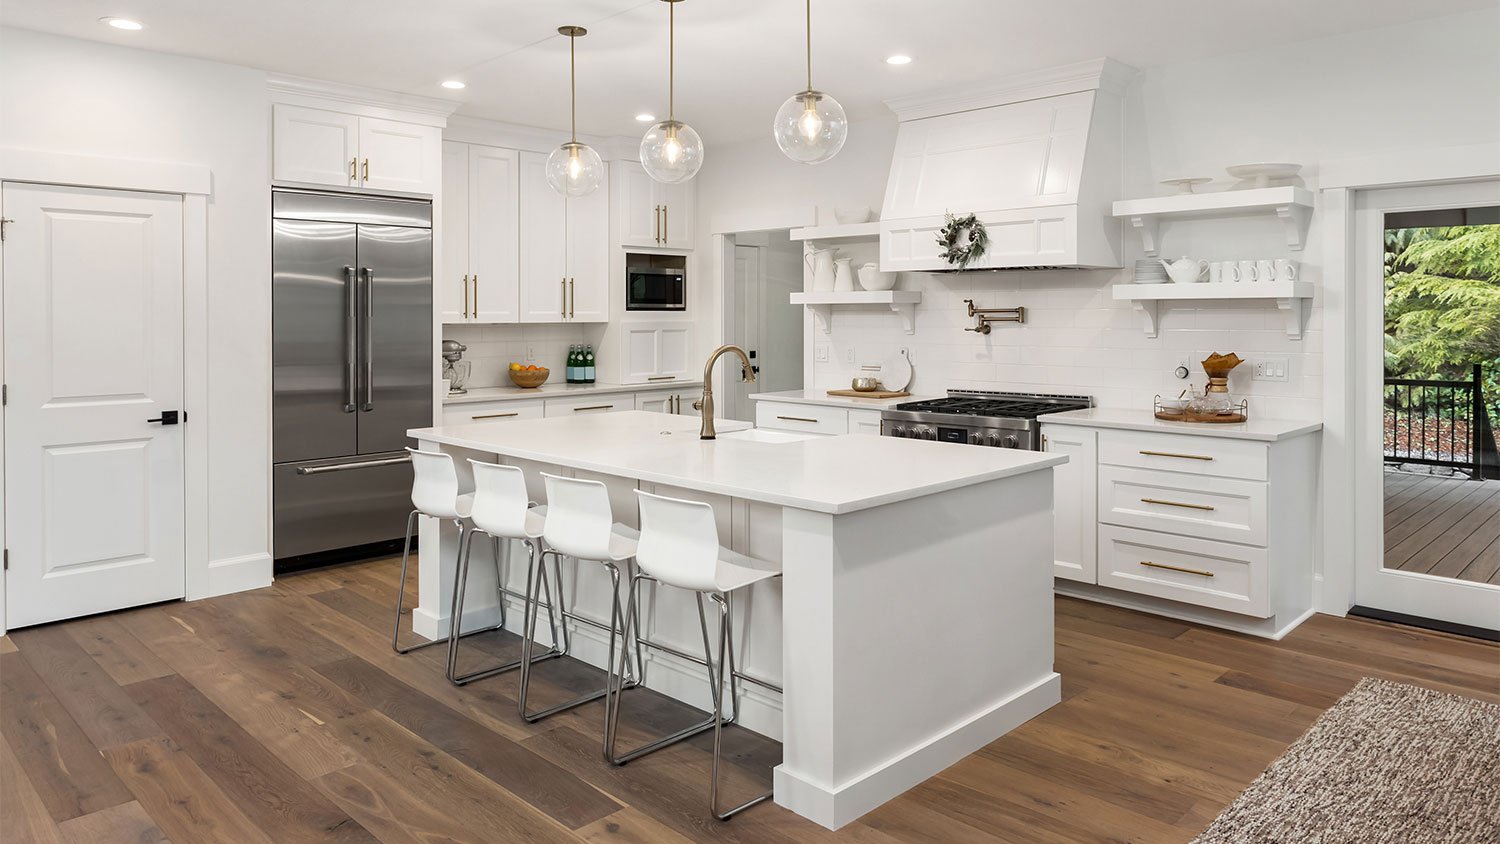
[626,265,686,311]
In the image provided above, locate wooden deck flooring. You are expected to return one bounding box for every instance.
[2,556,1497,844]
[1384,470,1500,585]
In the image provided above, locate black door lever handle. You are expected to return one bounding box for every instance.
[147,410,183,425]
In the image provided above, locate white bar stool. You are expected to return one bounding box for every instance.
[444,460,565,685]
[516,472,644,726]
[392,447,490,655]
[604,489,783,821]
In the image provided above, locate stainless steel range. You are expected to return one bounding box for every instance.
[881,390,1093,449]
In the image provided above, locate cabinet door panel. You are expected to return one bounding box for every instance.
[518,152,568,323]
[660,178,695,249]
[469,144,520,323]
[1042,425,1097,584]
[440,141,469,322]
[657,324,691,379]
[616,160,661,247]
[273,105,358,187]
[565,173,611,322]
[358,117,440,195]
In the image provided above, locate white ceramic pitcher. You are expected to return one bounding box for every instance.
[806,247,838,291]
[833,257,856,292]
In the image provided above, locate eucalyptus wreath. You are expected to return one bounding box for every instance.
[936,212,989,270]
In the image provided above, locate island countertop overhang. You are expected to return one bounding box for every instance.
[408,410,1065,515]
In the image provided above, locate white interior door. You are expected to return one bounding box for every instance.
[730,244,763,421]
[2,183,186,628]
[1353,179,1500,630]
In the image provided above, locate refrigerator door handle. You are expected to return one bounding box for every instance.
[295,454,411,475]
[343,266,357,412]
[361,267,375,412]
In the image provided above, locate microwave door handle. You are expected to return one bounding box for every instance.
[361,268,374,412]
[343,266,357,412]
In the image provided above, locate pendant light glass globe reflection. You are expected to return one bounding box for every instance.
[773,89,846,164]
[546,25,604,197]
[546,141,604,196]
[640,119,703,183]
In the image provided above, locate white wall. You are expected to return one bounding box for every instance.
[695,9,1500,420]
[1,28,273,589]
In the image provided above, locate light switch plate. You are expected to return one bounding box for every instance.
[1253,357,1290,382]
[815,344,830,362]
[844,347,856,364]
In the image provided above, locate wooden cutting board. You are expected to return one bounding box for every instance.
[825,389,911,399]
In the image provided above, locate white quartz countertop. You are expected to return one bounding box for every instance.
[749,389,936,411]
[445,381,702,406]
[1041,408,1323,442]
[410,410,1064,514]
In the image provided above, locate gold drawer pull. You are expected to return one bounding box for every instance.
[1139,449,1214,461]
[776,415,819,423]
[1140,497,1216,512]
[647,375,676,381]
[472,412,519,420]
[1140,560,1215,578]
[573,405,614,412]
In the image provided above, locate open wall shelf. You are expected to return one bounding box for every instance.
[789,221,882,243]
[791,290,922,334]
[1113,186,1315,256]
[1113,281,1315,339]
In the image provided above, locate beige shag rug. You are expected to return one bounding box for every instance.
[1193,677,1499,844]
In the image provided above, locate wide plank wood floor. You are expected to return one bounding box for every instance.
[3,556,1497,843]
[1384,470,1500,584]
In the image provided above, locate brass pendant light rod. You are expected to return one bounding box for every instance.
[558,25,587,143]
[805,0,812,91]
[665,0,681,122]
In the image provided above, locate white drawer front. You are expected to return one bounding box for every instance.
[1097,430,1267,481]
[442,399,544,426]
[1098,465,1267,546]
[848,409,883,436]
[1098,525,1269,617]
[543,394,634,417]
[755,402,848,435]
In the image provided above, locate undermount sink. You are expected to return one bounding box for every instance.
[717,428,820,444]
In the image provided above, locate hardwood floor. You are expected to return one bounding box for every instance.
[3,556,1497,844]
[1384,470,1500,584]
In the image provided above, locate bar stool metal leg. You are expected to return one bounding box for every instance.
[710,591,771,821]
[517,550,629,723]
[392,512,466,654]
[446,535,561,686]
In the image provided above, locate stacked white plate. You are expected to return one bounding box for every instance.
[1134,259,1167,284]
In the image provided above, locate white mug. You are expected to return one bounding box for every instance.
[1209,261,1239,283]
[1256,259,1276,284]
[1237,259,1259,283]
[1274,258,1299,283]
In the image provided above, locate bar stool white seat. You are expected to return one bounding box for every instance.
[392,447,484,655]
[444,460,564,685]
[605,489,782,821]
[516,472,644,727]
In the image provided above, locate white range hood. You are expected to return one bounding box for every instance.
[879,58,1133,272]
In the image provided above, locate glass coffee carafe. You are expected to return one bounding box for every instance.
[1186,352,1244,418]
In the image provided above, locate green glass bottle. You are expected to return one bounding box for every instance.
[584,345,596,384]
[566,345,577,383]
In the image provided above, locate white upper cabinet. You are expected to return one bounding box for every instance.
[440,142,470,322]
[272,104,440,196]
[518,151,609,323]
[273,105,359,187]
[468,144,520,323]
[615,159,695,250]
[622,322,692,384]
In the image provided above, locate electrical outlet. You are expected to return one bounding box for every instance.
[526,345,537,362]
[844,347,856,365]
[814,344,830,362]
[1253,357,1290,382]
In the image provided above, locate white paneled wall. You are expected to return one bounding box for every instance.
[444,323,600,388]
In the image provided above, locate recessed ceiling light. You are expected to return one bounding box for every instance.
[635,113,656,122]
[886,54,912,65]
[100,17,144,31]
[441,80,466,90]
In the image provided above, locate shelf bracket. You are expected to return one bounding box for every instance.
[808,304,832,334]
[890,302,917,334]
[1131,299,1160,338]
[1276,202,1312,251]
[1128,215,1160,257]
[1276,297,1308,340]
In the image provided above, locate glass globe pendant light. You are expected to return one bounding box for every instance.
[773,0,847,164]
[639,0,704,183]
[545,25,604,197]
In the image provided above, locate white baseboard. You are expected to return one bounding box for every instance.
[193,552,272,600]
[1054,580,1316,640]
[774,672,1061,830]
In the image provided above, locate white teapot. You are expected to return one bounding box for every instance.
[1159,256,1208,284]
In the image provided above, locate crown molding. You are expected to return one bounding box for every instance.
[267,74,460,127]
[883,57,1137,122]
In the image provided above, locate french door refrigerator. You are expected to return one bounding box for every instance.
[272,189,432,569]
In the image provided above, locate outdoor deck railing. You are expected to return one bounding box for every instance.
[1383,364,1488,477]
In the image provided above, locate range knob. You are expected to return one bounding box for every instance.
[1002,435,1019,449]
[986,432,1003,447]
[920,427,935,440]
[890,425,905,437]
[970,431,984,444]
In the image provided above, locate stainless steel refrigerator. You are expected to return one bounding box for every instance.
[272,189,432,568]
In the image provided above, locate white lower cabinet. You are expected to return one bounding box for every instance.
[442,399,544,426]
[543,393,634,417]
[623,323,692,384]
[1097,525,1268,617]
[1042,426,1097,583]
[755,401,847,435]
[635,389,697,416]
[848,409,883,436]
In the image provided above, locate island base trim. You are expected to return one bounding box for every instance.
[772,672,1061,830]
[1054,580,1315,640]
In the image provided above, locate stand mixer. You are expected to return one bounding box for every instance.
[441,339,471,395]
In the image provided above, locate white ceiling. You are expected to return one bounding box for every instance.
[4,0,1493,143]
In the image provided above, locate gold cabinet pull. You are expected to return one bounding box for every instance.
[776,415,819,423]
[1139,449,1214,461]
[647,375,676,381]
[573,404,613,412]
[654,204,661,243]
[561,278,566,318]
[462,274,470,318]
[349,157,357,181]
[473,274,478,316]
[1140,497,1216,512]
[472,412,519,420]
[362,158,370,181]
[569,278,575,318]
[663,205,668,243]
[1140,560,1215,578]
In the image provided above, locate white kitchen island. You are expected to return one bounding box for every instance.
[408,410,1065,829]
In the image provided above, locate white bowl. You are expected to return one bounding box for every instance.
[857,265,897,290]
[834,205,873,225]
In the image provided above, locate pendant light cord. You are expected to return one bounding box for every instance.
[805,0,812,91]
[569,32,577,142]
[668,0,675,121]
